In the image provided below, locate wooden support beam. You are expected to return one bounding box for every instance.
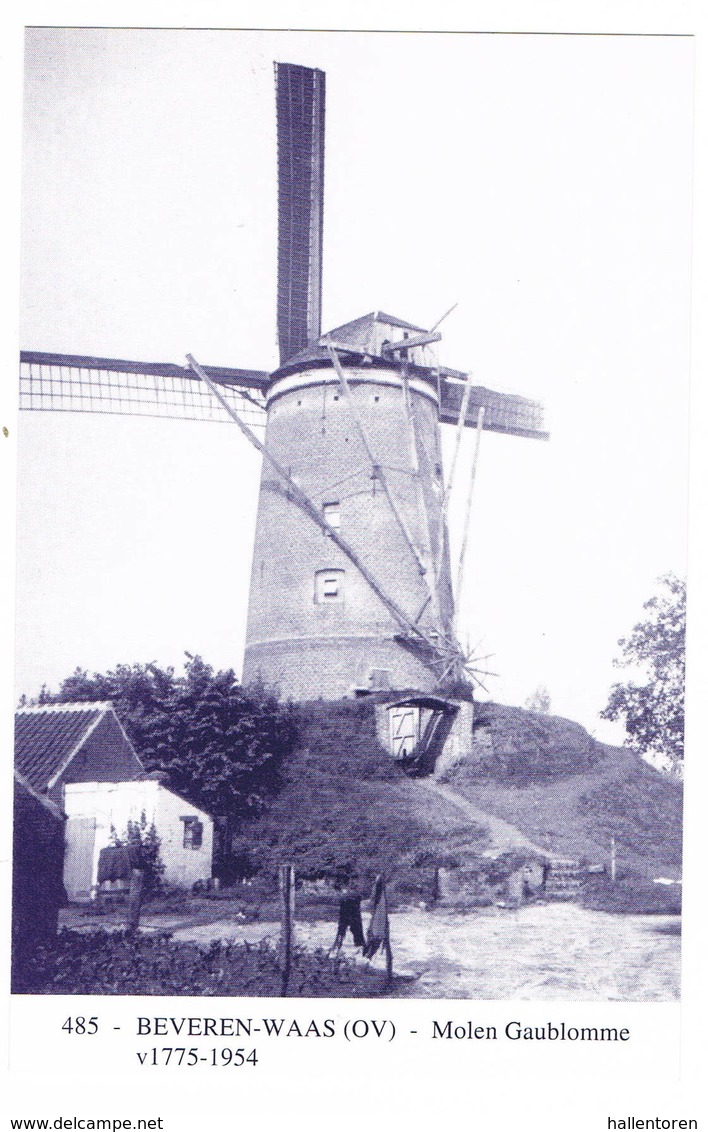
[317,339,370,357]
[325,343,431,582]
[188,353,444,661]
[435,371,475,584]
[126,869,144,934]
[382,331,442,354]
[444,372,475,508]
[454,405,485,628]
[399,360,442,628]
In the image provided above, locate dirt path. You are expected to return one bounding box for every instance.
[168,903,679,1001]
[417,779,550,857]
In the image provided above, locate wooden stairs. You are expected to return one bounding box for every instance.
[544,858,586,901]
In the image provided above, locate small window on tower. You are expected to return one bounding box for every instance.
[323,501,340,529]
[315,569,344,603]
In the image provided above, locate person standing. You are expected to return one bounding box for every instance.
[331,881,366,951]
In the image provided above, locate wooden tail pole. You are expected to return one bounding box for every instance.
[400,360,442,626]
[187,353,428,645]
[454,406,485,625]
[279,864,295,997]
[190,352,459,678]
[445,372,475,508]
[435,371,475,579]
[325,343,430,582]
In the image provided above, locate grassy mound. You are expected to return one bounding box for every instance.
[467,702,599,781]
[225,697,681,895]
[231,699,488,899]
[443,703,683,878]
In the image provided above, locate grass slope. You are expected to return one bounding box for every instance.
[443,702,683,878]
[232,699,488,897]
[234,698,682,893]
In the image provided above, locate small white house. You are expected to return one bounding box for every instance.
[63,779,213,901]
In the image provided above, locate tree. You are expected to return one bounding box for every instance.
[111,812,165,894]
[41,654,299,826]
[601,574,685,767]
[525,685,551,714]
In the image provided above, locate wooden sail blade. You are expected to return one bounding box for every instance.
[438,375,549,440]
[275,62,326,365]
[19,351,268,428]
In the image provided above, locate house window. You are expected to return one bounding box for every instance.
[315,568,344,603]
[322,501,340,530]
[181,816,203,849]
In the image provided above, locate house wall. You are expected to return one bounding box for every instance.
[12,776,65,987]
[242,362,455,699]
[63,781,213,899]
[49,712,144,805]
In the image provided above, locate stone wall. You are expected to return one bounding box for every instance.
[243,362,454,699]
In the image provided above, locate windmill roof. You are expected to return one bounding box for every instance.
[15,702,113,793]
[273,311,429,375]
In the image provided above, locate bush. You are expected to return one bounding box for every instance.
[230,698,485,894]
[14,929,388,997]
[581,872,681,915]
[111,812,164,894]
[578,767,683,872]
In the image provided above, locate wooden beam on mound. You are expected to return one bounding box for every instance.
[399,359,442,629]
[187,353,444,661]
[325,342,431,583]
[454,405,485,627]
[435,370,475,583]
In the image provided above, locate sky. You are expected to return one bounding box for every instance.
[14,28,694,742]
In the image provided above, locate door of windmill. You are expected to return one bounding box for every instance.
[389,705,420,760]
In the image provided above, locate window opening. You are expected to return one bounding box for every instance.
[322,501,340,529]
[181,816,203,849]
[315,569,345,603]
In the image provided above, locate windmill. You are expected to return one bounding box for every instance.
[19,61,548,702]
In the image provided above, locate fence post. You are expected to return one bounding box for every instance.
[384,927,393,986]
[126,868,145,933]
[610,836,617,884]
[279,865,295,996]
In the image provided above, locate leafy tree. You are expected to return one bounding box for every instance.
[41,655,299,829]
[601,574,685,767]
[111,812,165,894]
[525,685,551,714]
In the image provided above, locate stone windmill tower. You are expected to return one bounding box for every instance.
[240,64,547,699]
[20,61,548,708]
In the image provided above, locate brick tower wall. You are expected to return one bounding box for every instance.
[242,362,455,700]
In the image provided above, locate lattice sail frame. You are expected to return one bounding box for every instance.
[19,353,268,429]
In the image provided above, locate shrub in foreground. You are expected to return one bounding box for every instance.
[581,873,681,915]
[14,929,386,997]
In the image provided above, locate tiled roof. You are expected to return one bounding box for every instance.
[14,703,110,793]
[14,770,65,820]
